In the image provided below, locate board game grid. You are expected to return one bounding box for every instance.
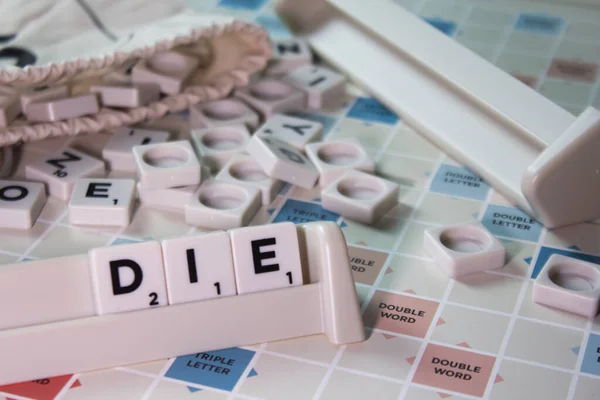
[1,0,600,398]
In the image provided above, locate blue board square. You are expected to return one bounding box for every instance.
[347,97,399,125]
[514,13,564,35]
[423,17,457,36]
[531,247,600,279]
[218,0,267,10]
[273,199,339,224]
[481,205,542,242]
[165,347,255,391]
[582,333,600,376]
[429,164,491,201]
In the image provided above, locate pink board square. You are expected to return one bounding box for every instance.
[364,290,439,338]
[413,343,496,396]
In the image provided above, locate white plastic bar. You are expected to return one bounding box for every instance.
[276,0,600,226]
[281,3,537,215]
[0,222,365,385]
[328,0,576,148]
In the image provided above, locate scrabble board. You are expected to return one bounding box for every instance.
[1,0,600,398]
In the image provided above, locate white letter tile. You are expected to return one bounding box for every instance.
[246,135,319,189]
[0,180,47,229]
[284,65,346,109]
[89,241,168,315]
[255,114,322,151]
[265,39,312,77]
[25,146,106,200]
[229,222,303,294]
[20,85,69,110]
[24,94,100,122]
[162,231,237,305]
[68,178,136,227]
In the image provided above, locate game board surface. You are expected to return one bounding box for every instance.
[1,0,600,398]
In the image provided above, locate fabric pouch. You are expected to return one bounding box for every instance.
[0,0,272,149]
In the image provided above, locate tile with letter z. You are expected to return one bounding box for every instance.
[161,231,237,305]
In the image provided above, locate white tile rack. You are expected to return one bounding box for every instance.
[0,221,365,385]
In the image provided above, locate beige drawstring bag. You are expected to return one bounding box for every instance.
[0,0,272,152]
